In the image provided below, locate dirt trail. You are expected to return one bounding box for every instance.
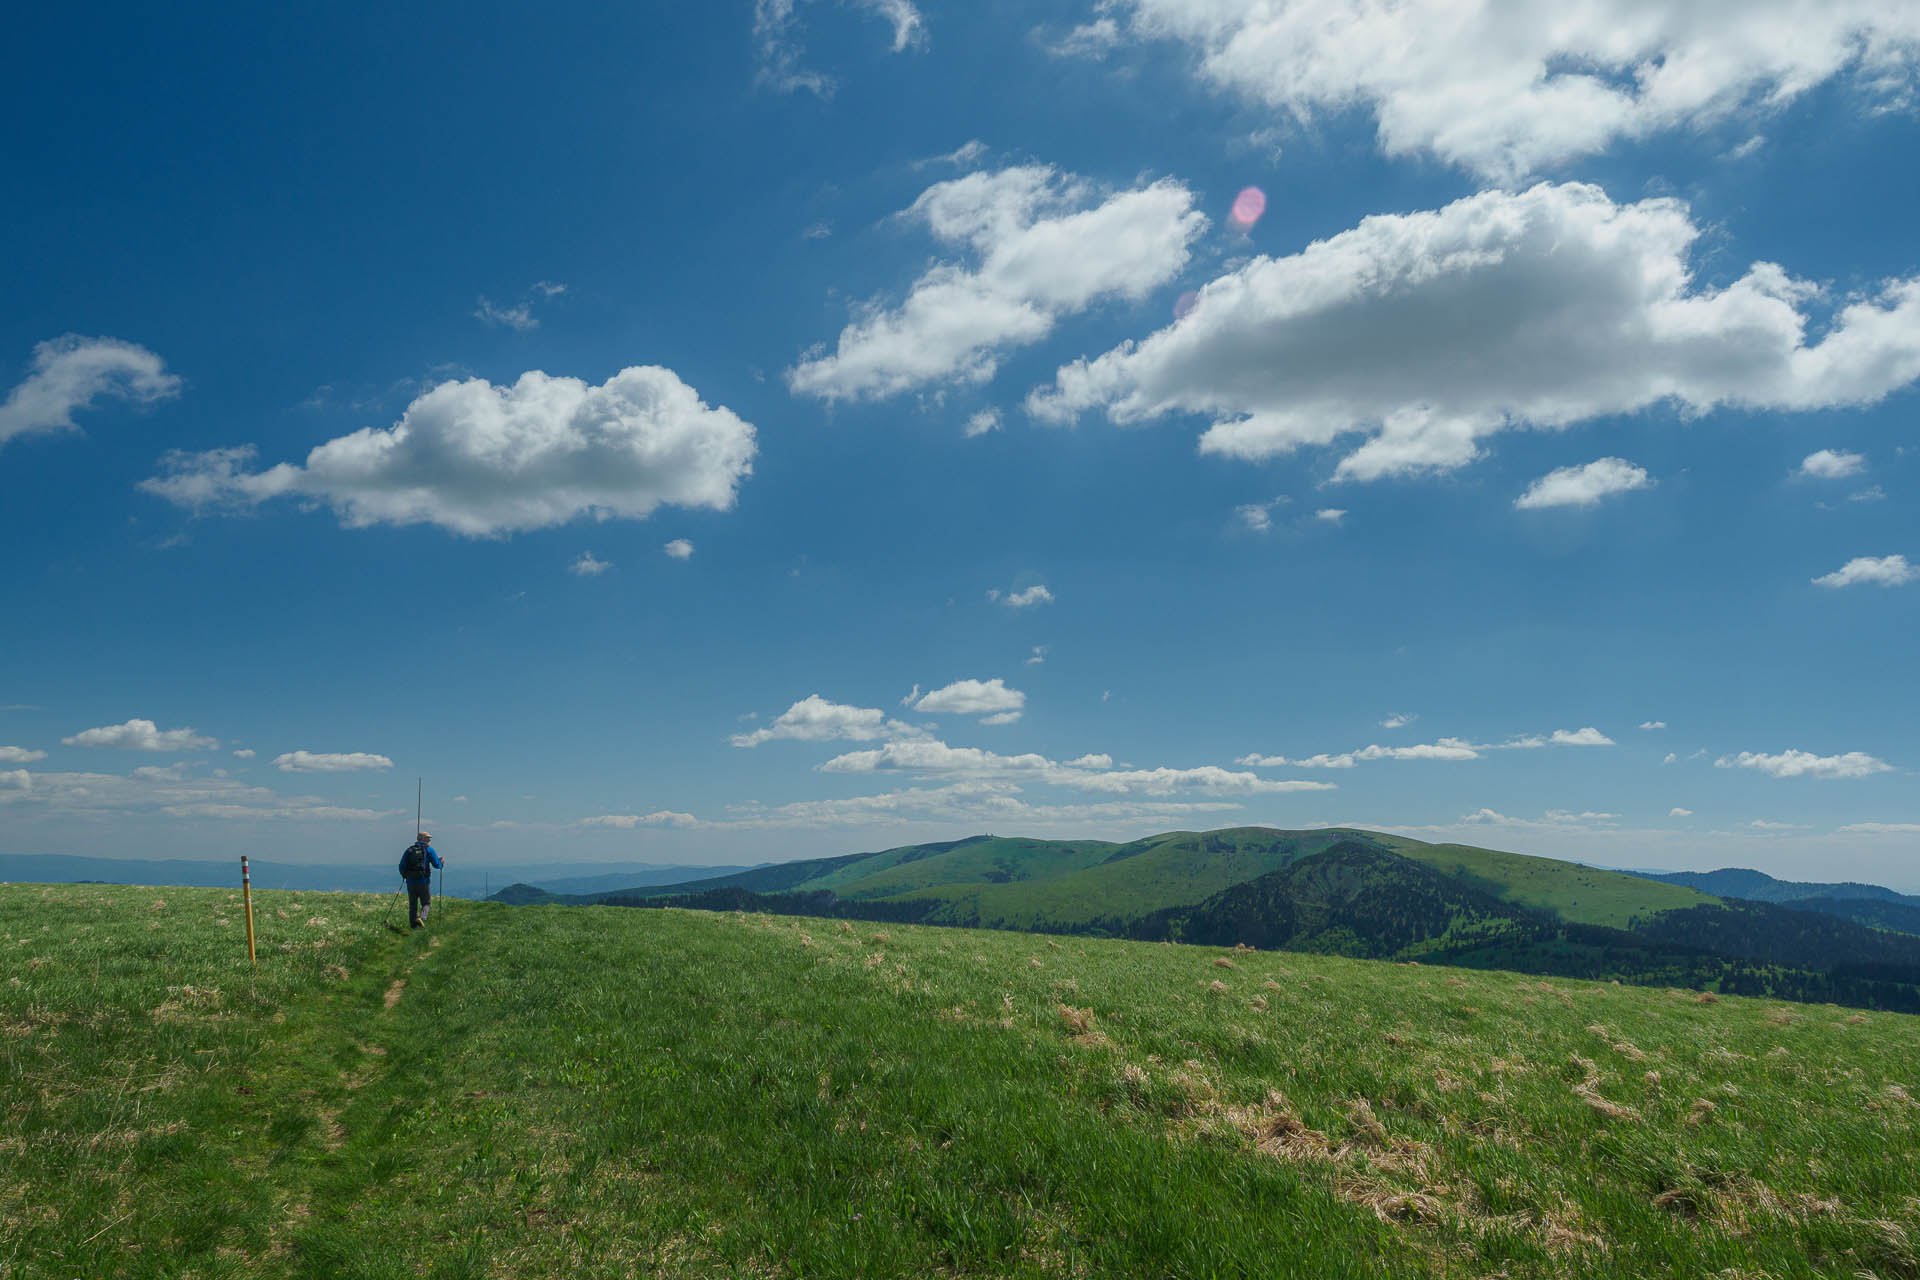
[383,979,406,1009]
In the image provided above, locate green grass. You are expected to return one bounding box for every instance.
[5,882,1919,1278]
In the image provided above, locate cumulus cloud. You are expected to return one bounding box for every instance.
[1716,749,1894,779]
[1026,646,1048,665]
[0,766,394,823]
[570,552,613,576]
[1090,1,1920,179]
[1640,721,1667,730]
[0,746,46,764]
[663,538,695,560]
[1670,807,1694,817]
[232,748,256,759]
[0,770,29,792]
[1550,727,1615,746]
[1515,458,1655,510]
[0,335,181,450]
[1839,822,1920,834]
[1380,713,1416,729]
[1800,448,1867,478]
[1315,508,1347,524]
[1238,738,1480,769]
[788,165,1206,401]
[1028,183,1920,482]
[911,678,1026,718]
[273,751,394,774]
[475,298,536,331]
[63,719,217,752]
[964,408,1002,438]
[721,780,1242,831]
[999,584,1054,608]
[820,737,1334,795]
[141,366,756,538]
[731,695,926,748]
[754,0,926,97]
[1813,555,1917,588]
[573,811,698,829]
[1043,17,1124,60]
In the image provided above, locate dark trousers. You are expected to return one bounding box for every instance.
[408,880,432,927]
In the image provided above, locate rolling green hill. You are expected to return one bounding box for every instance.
[8,882,1920,1278]
[534,827,1920,1011]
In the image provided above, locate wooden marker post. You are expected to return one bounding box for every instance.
[241,855,257,966]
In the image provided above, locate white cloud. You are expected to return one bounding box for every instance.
[0,746,46,764]
[0,766,395,823]
[1002,584,1054,608]
[573,811,699,830]
[1848,485,1888,503]
[0,335,181,449]
[1545,810,1620,824]
[1663,753,1678,764]
[788,165,1206,401]
[1716,749,1894,779]
[663,538,695,560]
[1800,448,1867,478]
[273,751,395,774]
[232,748,256,759]
[0,770,29,792]
[142,366,756,538]
[1551,727,1615,746]
[1670,807,1694,817]
[1235,498,1282,532]
[1025,645,1048,665]
[571,551,613,576]
[1380,713,1416,729]
[918,139,989,169]
[1238,738,1480,769]
[1092,1,1920,180]
[720,779,1242,831]
[731,695,926,748]
[1043,17,1124,60]
[821,737,1334,795]
[1746,819,1808,831]
[1029,184,1920,482]
[1315,508,1347,524]
[1839,822,1920,834]
[980,711,1023,726]
[1640,721,1667,730]
[754,0,926,97]
[964,408,1002,438]
[475,298,537,331]
[63,719,217,752]
[1813,554,1917,588]
[1064,753,1113,769]
[1515,458,1655,510]
[912,678,1025,717]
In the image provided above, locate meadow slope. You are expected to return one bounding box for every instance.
[4,883,1919,1278]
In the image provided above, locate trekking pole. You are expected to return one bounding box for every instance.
[241,855,257,966]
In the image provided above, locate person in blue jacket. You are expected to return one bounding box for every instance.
[399,831,443,929]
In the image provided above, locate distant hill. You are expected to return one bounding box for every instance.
[500,825,1920,1011]
[1633,866,1920,907]
[1628,867,1920,936]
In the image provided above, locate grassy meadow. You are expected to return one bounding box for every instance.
[4,882,1919,1278]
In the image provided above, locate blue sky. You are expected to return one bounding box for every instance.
[3,1,1917,885]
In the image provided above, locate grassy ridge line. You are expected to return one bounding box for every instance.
[7,885,1920,1277]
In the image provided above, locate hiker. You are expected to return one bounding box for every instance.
[400,831,443,929]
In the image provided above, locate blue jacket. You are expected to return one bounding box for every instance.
[400,841,443,887]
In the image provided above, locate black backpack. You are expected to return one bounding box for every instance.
[400,842,430,880]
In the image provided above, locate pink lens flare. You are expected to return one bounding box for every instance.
[1228,186,1267,230]
[1173,290,1200,321]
